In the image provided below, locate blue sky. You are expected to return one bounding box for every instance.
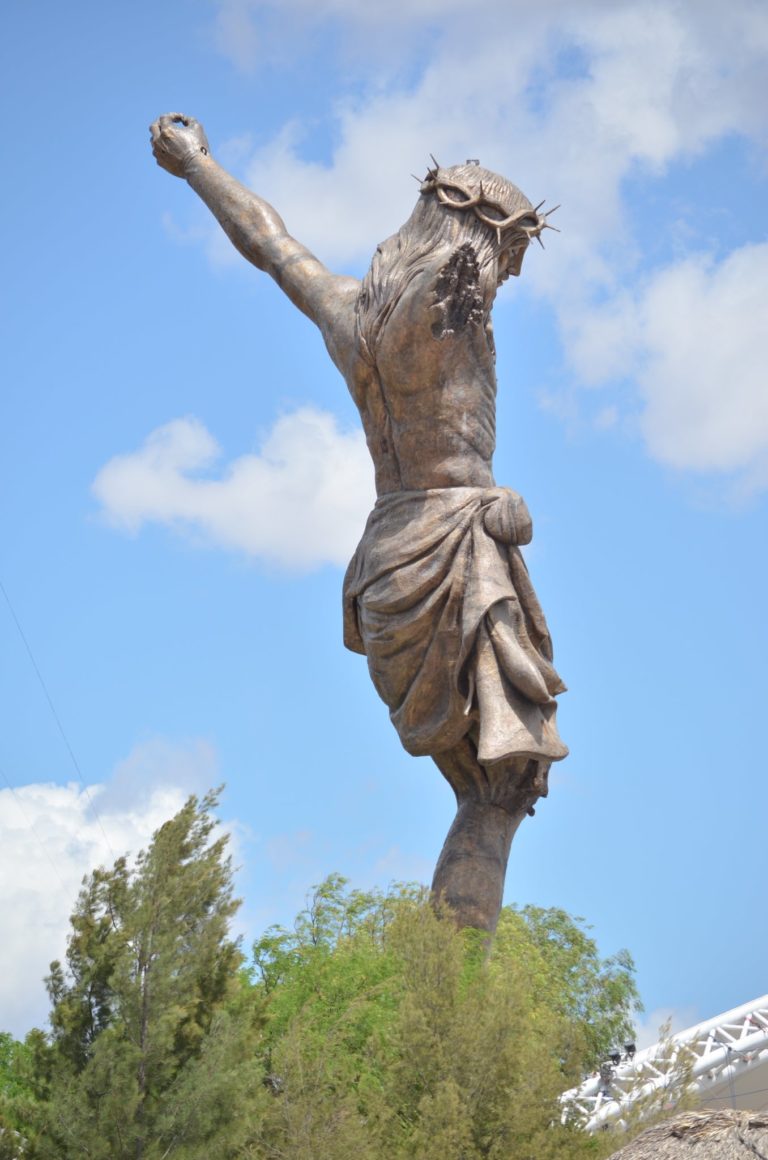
[2,0,767,1043]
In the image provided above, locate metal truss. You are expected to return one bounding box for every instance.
[561,994,768,1131]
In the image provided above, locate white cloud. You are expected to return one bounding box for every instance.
[0,739,218,1038]
[566,242,768,482]
[92,408,375,570]
[207,0,765,269]
[200,0,768,489]
[637,244,768,477]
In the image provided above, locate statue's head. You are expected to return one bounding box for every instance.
[357,160,557,360]
[416,159,558,282]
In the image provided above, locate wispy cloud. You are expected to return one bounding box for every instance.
[92,408,375,570]
[213,0,262,73]
[633,1005,701,1051]
[371,845,434,885]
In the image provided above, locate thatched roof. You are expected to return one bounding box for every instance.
[609,1110,768,1159]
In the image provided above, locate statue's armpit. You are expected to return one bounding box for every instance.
[431,243,483,340]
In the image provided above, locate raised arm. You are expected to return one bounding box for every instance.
[149,113,358,334]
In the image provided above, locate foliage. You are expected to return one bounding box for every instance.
[496,904,640,1069]
[0,1034,32,1104]
[13,789,266,1159]
[0,808,645,1159]
[245,874,641,1158]
[0,1033,35,1158]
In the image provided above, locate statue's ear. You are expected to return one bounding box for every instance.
[431,243,483,340]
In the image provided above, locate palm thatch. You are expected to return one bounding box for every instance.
[609,1109,768,1159]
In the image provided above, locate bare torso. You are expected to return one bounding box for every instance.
[322,260,498,497]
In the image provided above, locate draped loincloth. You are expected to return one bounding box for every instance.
[343,486,568,766]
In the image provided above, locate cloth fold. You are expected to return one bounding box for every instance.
[343,486,568,766]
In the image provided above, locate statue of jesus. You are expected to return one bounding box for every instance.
[150,112,567,933]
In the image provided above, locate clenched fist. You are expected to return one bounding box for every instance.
[149,113,210,178]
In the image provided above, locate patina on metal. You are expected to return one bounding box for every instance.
[150,112,567,933]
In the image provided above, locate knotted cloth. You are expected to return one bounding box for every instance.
[343,487,567,766]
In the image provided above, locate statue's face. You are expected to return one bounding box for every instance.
[497,236,529,283]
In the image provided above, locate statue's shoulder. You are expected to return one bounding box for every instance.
[317,278,364,378]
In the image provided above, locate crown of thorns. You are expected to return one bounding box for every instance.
[417,157,560,247]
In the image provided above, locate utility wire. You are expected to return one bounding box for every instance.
[727,1044,739,1109]
[705,1084,768,1102]
[0,577,115,860]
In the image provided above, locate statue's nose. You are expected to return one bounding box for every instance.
[508,245,527,277]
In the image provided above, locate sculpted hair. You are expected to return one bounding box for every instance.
[356,164,535,362]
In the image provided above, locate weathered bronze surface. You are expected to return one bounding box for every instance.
[150,113,567,932]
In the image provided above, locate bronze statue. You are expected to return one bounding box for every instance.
[150,113,567,933]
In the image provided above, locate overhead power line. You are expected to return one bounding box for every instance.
[0,577,115,861]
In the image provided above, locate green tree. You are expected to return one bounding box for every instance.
[0,1032,36,1159]
[27,789,266,1159]
[495,905,639,1069]
[246,875,640,1159]
[0,1034,32,1103]
[10,825,644,1159]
